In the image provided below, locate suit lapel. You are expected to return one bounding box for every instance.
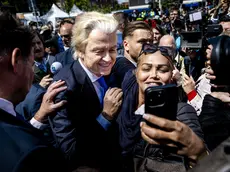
[73,60,101,114]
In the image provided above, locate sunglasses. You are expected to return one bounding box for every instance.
[138,43,175,60]
[60,34,71,39]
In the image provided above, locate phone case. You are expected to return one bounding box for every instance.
[145,84,178,120]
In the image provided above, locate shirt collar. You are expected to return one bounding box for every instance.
[0,98,16,117]
[64,46,69,51]
[127,58,137,67]
[78,58,100,83]
[34,57,47,67]
[134,104,145,116]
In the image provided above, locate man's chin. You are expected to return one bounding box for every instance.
[100,70,112,76]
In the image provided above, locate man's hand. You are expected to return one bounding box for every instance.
[206,45,213,60]
[205,68,216,80]
[217,2,223,9]
[39,74,53,88]
[102,88,123,121]
[172,67,181,82]
[211,92,230,103]
[140,114,206,161]
[182,74,195,94]
[34,80,67,123]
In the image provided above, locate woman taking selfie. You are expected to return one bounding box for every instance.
[117,44,207,172]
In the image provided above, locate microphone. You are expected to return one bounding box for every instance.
[50,62,63,76]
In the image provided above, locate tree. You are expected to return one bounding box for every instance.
[75,0,90,11]
[36,0,58,14]
[64,0,74,13]
[1,0,28,12]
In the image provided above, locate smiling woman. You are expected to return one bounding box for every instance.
[136,51,174,105]
[117,44,206,172]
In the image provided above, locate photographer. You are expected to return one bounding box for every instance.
[211,1,229,23]
[182,45,213,116]
[198,35,230,151]
[117,44,206,172]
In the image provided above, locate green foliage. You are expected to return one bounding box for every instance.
[65,0,75,13]
[162,0,180,8]
[75,0,90,11]
[2,0,10,5]
[1,0,28,12]
[37,0,57,14]
[1,0,57,13]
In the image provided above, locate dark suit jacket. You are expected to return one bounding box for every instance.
[15,84,46,121]
[106,56,136,88]
[0,109,67,172]
[54,48,75,67]
[50,60,121,171]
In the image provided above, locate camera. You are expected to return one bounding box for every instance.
[211,35,230,87]
[181,10,223,49]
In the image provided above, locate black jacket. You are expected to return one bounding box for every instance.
[199,94,230,151]
[0,109,66,172]
[54,48,75,67]
[106,56,136,88]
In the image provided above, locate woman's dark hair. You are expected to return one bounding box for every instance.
[0,11,34,59]
[153,24,166,36]
[31,30,45,46]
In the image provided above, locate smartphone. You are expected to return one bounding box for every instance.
[184,56,191,76]
[145,84,178,121]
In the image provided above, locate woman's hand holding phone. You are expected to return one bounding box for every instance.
[140,114,206,162]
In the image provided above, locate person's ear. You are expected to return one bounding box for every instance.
[123,39,129,53]
[77,51,84,60]
[11,48,22,74]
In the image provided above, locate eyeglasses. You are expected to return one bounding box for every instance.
[60,34,71,39]
[138,43,175,61]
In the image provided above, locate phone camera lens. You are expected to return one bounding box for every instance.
[158,92,162,97]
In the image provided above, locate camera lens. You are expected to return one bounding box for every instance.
[211,35,230,86]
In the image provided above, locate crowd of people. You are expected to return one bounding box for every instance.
[1,0,230,171]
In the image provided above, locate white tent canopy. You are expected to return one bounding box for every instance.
[24,13,41,22]
[41,4,69,26]
[69,4,83,17]
[183,0,205,4]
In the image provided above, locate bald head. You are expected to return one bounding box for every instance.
[60,23,73,47]
[159,35,176,49]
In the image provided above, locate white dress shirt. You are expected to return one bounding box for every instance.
[78,58,111,130]
[64,46,69,51]
[0,98,47,130]
[0,98,16,117]
[127,58,137,67]
[188,74,211,116]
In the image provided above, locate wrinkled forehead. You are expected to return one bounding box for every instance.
[86,29,117,48]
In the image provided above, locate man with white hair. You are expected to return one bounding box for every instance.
[50,12,123,171]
